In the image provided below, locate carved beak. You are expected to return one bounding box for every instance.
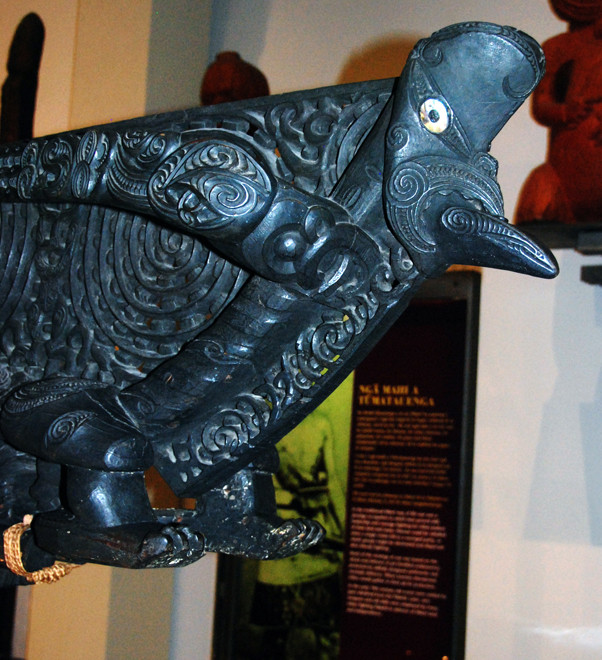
[439,207,558,278]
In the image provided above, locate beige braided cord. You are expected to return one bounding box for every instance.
[2,516,81,584]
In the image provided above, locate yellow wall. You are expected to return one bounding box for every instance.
[0,1,78,136]
[68,0,153,129]
[26,565,113,659]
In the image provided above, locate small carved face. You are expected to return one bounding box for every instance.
[549,0,602,23]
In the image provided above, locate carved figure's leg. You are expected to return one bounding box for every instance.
[0,378,206,568]
[192,448,324,559]
[0,439,38,527]
[515,163,574,224]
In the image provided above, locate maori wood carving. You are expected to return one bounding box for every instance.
[516,0,602,225]
[0,23,557,583]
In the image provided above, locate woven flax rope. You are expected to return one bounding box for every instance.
[3,516,80,584]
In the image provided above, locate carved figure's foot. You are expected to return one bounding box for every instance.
[140,523,205,567]
[202,515,324,559]
[263,517,325,559]
[191,460,325,558]
[31,509,205,569]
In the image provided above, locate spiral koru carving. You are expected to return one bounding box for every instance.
[18,138,74,200]
[45,411,96,446]
[262,88,389,196]
[69,205,247,385]
[107,130,173,208]
[149,137,275,232]
[4,379,111,414]
[388,162,429,208]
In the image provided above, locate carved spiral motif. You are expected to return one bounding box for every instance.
[149,138,274,231]
[122,130,168,162]
[17,147,39,200]
[180,171,265,226]
[199,143,252,174]
[70,206,246,383]
[45,411,95,446]
[307,318,350,364]
[388,162,428,207]
[0,200,247,391]
[198,396,270,464]
[203,173,256,215]
[471,152,498,178]
[5,379,110,414]
[440,208,478,234]
[196,339,251,365]
[15,138,74,201]
[42,139,72,196]
[441,207,510,237]
[200,419,244,462]
[387,124,409,150]
[262,88,389,196]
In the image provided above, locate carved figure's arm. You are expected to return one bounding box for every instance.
[0,128,383,300]
[532,35,582,128]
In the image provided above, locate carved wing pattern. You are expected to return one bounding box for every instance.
[0,79,394,398]
[103,78,393,196]
[0,202,247,394]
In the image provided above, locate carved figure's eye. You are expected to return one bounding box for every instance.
[419,98,449,134]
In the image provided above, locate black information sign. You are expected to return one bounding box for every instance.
[212,272,480,660]
[339,272,479,660]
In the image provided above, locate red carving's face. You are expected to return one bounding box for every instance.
[550,0,602,23]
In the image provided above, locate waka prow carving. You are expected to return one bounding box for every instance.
[0,22,556,581]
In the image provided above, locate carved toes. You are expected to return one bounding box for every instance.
[266,518,325,559]
[140,524,206,568]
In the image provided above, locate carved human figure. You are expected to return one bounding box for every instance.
[516,0,602,224]
[200,51,269,106]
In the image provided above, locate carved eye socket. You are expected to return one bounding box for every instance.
[419,98,450,134]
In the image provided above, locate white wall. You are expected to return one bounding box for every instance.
[206,2,602,659]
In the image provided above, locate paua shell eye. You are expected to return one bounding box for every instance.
[419,98,450,134]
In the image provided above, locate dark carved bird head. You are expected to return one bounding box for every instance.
[383,22,558,279]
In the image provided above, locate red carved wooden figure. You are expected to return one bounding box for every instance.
[201,51,269,106]
[516,0,602,224]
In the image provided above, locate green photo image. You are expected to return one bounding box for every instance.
[217,374,354,660]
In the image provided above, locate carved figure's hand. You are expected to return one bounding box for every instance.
[566,98,594,128]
